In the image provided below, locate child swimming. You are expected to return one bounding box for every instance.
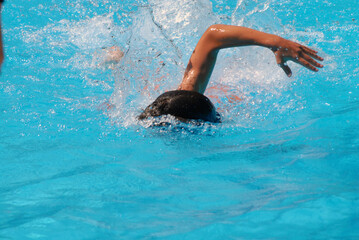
[139,24,324,122]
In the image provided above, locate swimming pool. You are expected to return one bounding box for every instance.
[1,0,358,239]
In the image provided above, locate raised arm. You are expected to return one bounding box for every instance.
[178,24,324,94]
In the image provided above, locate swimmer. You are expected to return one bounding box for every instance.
[139,24,324,122]
[0,0,4,68]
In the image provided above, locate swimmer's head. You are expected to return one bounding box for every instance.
[139,90,221,123]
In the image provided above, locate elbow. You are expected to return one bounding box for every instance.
[202,24,226,49]
[204,24,226,36]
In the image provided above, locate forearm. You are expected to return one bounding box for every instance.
[205,24,283,51]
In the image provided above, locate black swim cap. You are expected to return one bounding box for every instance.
[139,90,220,123]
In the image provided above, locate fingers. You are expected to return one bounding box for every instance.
[305,50,324,61]
[280,63,292,77]
[295,48,324,72]
[275,53,292,77]
[301,53,324,69]
[297,58,319,72]
[300,45,317,54]
[300,46,324,61]
[275,46,323,76]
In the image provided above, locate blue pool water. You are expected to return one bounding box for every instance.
[1,0,358,239]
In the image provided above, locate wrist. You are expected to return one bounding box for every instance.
[263,35,283,50]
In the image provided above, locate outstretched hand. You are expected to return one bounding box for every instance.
[272,38,324,77]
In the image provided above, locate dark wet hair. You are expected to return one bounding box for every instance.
[139,90,221,123]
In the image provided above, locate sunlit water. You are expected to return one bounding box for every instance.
[1,0,358,239]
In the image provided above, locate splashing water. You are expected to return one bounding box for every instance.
[8,0,330,131]
[1,0,358,239]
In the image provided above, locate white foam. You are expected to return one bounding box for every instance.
[20,0,325,130]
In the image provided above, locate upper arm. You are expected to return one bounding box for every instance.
[178,25,222,94]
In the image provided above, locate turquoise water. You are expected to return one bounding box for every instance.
[1,0,358,239]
